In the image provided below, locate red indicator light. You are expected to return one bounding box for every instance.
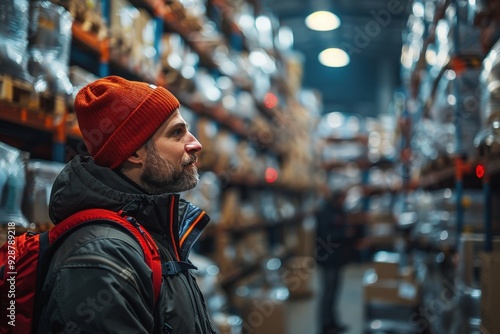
[264,93,278,109]
[265,167,278,183]
[476,164,485,179]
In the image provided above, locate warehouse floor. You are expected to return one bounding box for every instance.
[287,263,368,334]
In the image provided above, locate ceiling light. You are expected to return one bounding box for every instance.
[319,48,350,67]
[305,11,340,31]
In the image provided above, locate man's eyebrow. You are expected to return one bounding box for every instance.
[166,121,188,131]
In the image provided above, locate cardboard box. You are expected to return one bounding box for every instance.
[295,217,316,258]
[459,234,500,288]
[480,251,500,334]
[283,256,316,299]
[346,212,368,225]
[371,261,399,280]
[370,251,401,280]
[363,279,420,307]
[240,288,289,334]
[368,212,396,224]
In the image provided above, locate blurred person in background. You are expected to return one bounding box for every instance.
[315,189,352,334]
[38,76,216,333]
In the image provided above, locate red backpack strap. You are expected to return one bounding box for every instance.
[48,208,163,305]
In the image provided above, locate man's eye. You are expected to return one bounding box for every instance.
[172,129,182,136]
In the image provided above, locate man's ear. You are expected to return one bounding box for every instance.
[125,150,143,164]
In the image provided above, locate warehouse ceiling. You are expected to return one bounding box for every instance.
[264,0,411,117]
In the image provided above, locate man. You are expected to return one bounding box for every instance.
[38,76,216,333]
[315,190,351,334]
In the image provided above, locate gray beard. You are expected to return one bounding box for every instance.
[140,146,199,194]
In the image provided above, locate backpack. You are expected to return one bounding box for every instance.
[0,208,196,334]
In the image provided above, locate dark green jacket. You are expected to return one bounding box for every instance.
[38,156,216,334]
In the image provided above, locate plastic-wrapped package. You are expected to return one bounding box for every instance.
[445,1,483,56]
[22,159,65,230]
[160,33,198,92]
[0,0,32,81]
[0,142,30,228]
[211,313,242,334]
[475,39,500,147]
[193,70,222,105]
[28,1,73,95]
[68,65,99,103]
[427,66,481,159]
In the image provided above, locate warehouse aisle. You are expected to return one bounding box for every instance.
[338,264,367,334]
[287,263,367,334]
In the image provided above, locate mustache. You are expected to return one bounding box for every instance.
[182,155,197,166]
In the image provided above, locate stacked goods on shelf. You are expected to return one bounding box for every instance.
[317,112,366,169]
[68,65,99,100]
[54,0,108,40]
[397,1,500,333]
[0,141,66,240]
[400,0,485,179]
[233,277,290,334]
[0,142,30,246]
[0,1,73,116]
[458,234,500,289]
[165,0,205,33]
[160,33,197,92]
[63,65,100,143]
[229,253,314,334]
[365,114,397,163]
[210,312,243,334]
[28,1,73,98]
[446,0,483,55]
[365,193,397,250]
[363,251,422,333]
[399,189,499,333]
[109,0,160,82]
[456,234,500,333]
[378,1,484,332]
[21,159,65,232]
[282,255,316,299]
[0,0,38,112]
[406,189,498,333]
[407,188,500,250]
[426,65,482,162]
[279,91,320,190]
[476,39,500,154]
[0,0,32,82]
[317,110,400,257]
[480,250,500,334]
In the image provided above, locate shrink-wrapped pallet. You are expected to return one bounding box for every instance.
[28,1,73,95]
[0,0,32,81]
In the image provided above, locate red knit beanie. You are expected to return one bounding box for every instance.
[74,76,180,169]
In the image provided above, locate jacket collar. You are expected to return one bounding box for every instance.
[49,155,210,260]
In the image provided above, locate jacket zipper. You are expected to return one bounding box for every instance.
[157,237,203,333]
[178,272,203,333]
[179,211,207,259]
[188,272,217,333]
[168,196,181,260]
